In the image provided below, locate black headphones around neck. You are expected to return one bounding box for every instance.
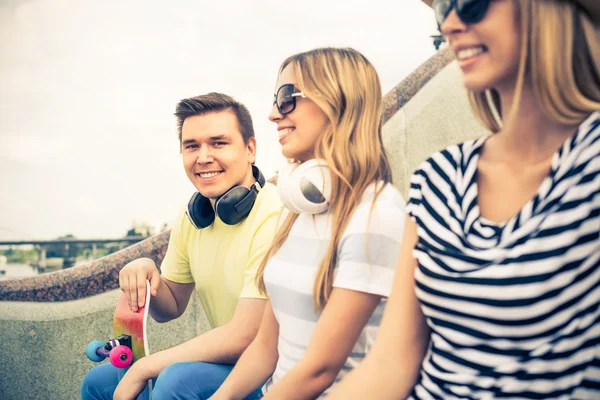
[186,165,266,229]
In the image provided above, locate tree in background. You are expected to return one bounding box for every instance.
[1,247,37,264]
[46,234,86,259]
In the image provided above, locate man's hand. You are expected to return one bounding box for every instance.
[113,361,151,400]
[119,257,161,312]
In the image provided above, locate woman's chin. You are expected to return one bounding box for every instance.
[281,148,295,160]
[281,147,302,161]
[462,74,496,94]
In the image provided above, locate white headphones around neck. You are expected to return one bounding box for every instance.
[277,159,332,214]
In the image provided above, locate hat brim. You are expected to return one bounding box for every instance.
[420,0,598,24]
[576,0,600,24]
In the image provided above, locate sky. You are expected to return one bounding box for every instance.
[0,0,438,240]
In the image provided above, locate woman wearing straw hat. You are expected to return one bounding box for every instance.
[329,0,600,398]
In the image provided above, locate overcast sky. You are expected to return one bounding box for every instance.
[0,0,438,240]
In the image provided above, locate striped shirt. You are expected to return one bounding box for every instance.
[406,112,600,399]
[262,183,405,397]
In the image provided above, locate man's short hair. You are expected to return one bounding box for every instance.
[174,92,255,145]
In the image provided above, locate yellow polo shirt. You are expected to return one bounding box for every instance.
[160,183,281,328]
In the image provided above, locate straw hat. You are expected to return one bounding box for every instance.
[420,0,600,24]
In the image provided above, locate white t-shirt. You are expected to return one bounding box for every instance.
[262,182,406,397]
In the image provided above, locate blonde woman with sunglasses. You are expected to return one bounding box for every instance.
[209,47,406,399]
[328,0,600,399]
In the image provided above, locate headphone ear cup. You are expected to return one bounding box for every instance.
[294,160,331,214]
[215,164,264,225]
[187,165,264,228]
[186,192,215,229]
[278,160,331,214]
[215,186,254,225]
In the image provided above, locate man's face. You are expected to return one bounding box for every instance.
[181,110,256,203]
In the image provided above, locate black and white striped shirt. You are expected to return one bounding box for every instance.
[406,112,600,399]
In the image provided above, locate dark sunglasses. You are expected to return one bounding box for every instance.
[273,83,305,116]
[433,0,490,26]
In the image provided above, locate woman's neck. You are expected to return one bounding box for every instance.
[494,81,581,163]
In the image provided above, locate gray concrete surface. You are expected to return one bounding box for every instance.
[383,61,487,197]
[0,290,210,400]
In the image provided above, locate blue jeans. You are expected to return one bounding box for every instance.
[80,361,264,400]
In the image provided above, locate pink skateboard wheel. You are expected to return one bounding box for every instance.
[109,345,133,368]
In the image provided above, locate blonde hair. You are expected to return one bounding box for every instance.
[257,47,393,309]
[469,0,600,132]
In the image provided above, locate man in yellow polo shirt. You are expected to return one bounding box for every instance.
[81,93,281,400]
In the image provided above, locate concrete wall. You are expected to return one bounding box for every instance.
[383,61,487,197]
[0,290,210,400]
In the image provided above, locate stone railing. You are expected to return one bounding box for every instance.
[0,232,170,301]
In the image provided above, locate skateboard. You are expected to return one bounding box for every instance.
[86,280,151,399]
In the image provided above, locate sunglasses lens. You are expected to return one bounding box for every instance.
[457,0,489,24]
[276,84,296,115]
[433,0,489,26]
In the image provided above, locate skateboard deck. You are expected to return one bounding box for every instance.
[113,280,151,364]
[113,280,151,400]
[85,280,152,400]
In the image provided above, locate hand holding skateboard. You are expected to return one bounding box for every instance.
[119,258,160,312]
